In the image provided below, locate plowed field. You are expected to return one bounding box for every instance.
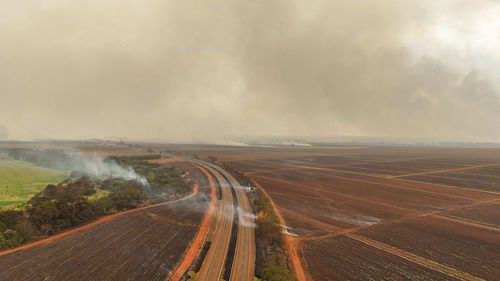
[0,159,211,281]
[205,145,500,281]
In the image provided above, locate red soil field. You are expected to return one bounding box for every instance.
[328,159,472,176]
[251,176,416,236]
[0,160,211,281]
[223,159,293,173]
[302,235,459,281]
[212,146,500,281]
[403,170,500,192]
[326,171,497,201]
[356,215,500,280]
[446,202,500,226]
[253,169,475,212]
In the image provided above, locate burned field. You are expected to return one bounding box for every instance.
[400,165,500,192]
[356,216,500,280]
[0,159,210,281]
[302,235,459,281]
[213,145,500,280]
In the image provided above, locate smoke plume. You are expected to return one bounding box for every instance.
[70,155,149,186]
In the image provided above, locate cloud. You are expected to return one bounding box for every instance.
[0,0,499,142]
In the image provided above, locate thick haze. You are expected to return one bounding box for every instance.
[1,0,499,142]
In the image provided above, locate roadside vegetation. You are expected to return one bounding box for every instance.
[253,188,296,281]
[222,163,296,281]
[0,151,191,251]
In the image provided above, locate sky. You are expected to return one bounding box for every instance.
[1,0,499,143]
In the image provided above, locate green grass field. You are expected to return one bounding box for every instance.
[0,160,66,209]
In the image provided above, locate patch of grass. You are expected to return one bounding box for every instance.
[188,271,198,280]
[0,200,25,209]
[0,160,66,209]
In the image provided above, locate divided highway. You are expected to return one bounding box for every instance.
[219,166,256,281]
[193,160,255,281]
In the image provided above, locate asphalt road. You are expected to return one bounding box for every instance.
[194,161,255,281]
[195,161,235,281]
[217,167,256,281]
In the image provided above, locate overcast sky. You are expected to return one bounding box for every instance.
[1,0,499,142]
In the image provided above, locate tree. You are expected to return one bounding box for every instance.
[261,266,296,281]
[3,229,22,248]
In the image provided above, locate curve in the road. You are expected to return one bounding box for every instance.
[195,161,256,281]
[195,161,236,281]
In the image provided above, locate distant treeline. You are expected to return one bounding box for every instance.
[0,153,191,250]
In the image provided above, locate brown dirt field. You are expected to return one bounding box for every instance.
[170,145,500,281]
[263,155,366,166]
[253,170,475,212]
[356,216,500,280]
[445,202,500,227]
[302,235,460,281]
[224,159,293,173]
[466,165,500,176]
[0,160,212,281]
[328,172,499,200]
[269,166,500,201]
[252,176,417,236]
[324,159,485,177]
[403,172,500,192]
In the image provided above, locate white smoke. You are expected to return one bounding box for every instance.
[324,212,381,226]
[237,207,257,229]
[219,205,257,229]
[67,154,149,185]
[280,225,300,237]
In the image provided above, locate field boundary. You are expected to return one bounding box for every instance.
[390,163,500,178]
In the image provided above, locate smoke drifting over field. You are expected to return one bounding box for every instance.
[70,155,149,186]
[34,151,149,185]
[1,0,499,142]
